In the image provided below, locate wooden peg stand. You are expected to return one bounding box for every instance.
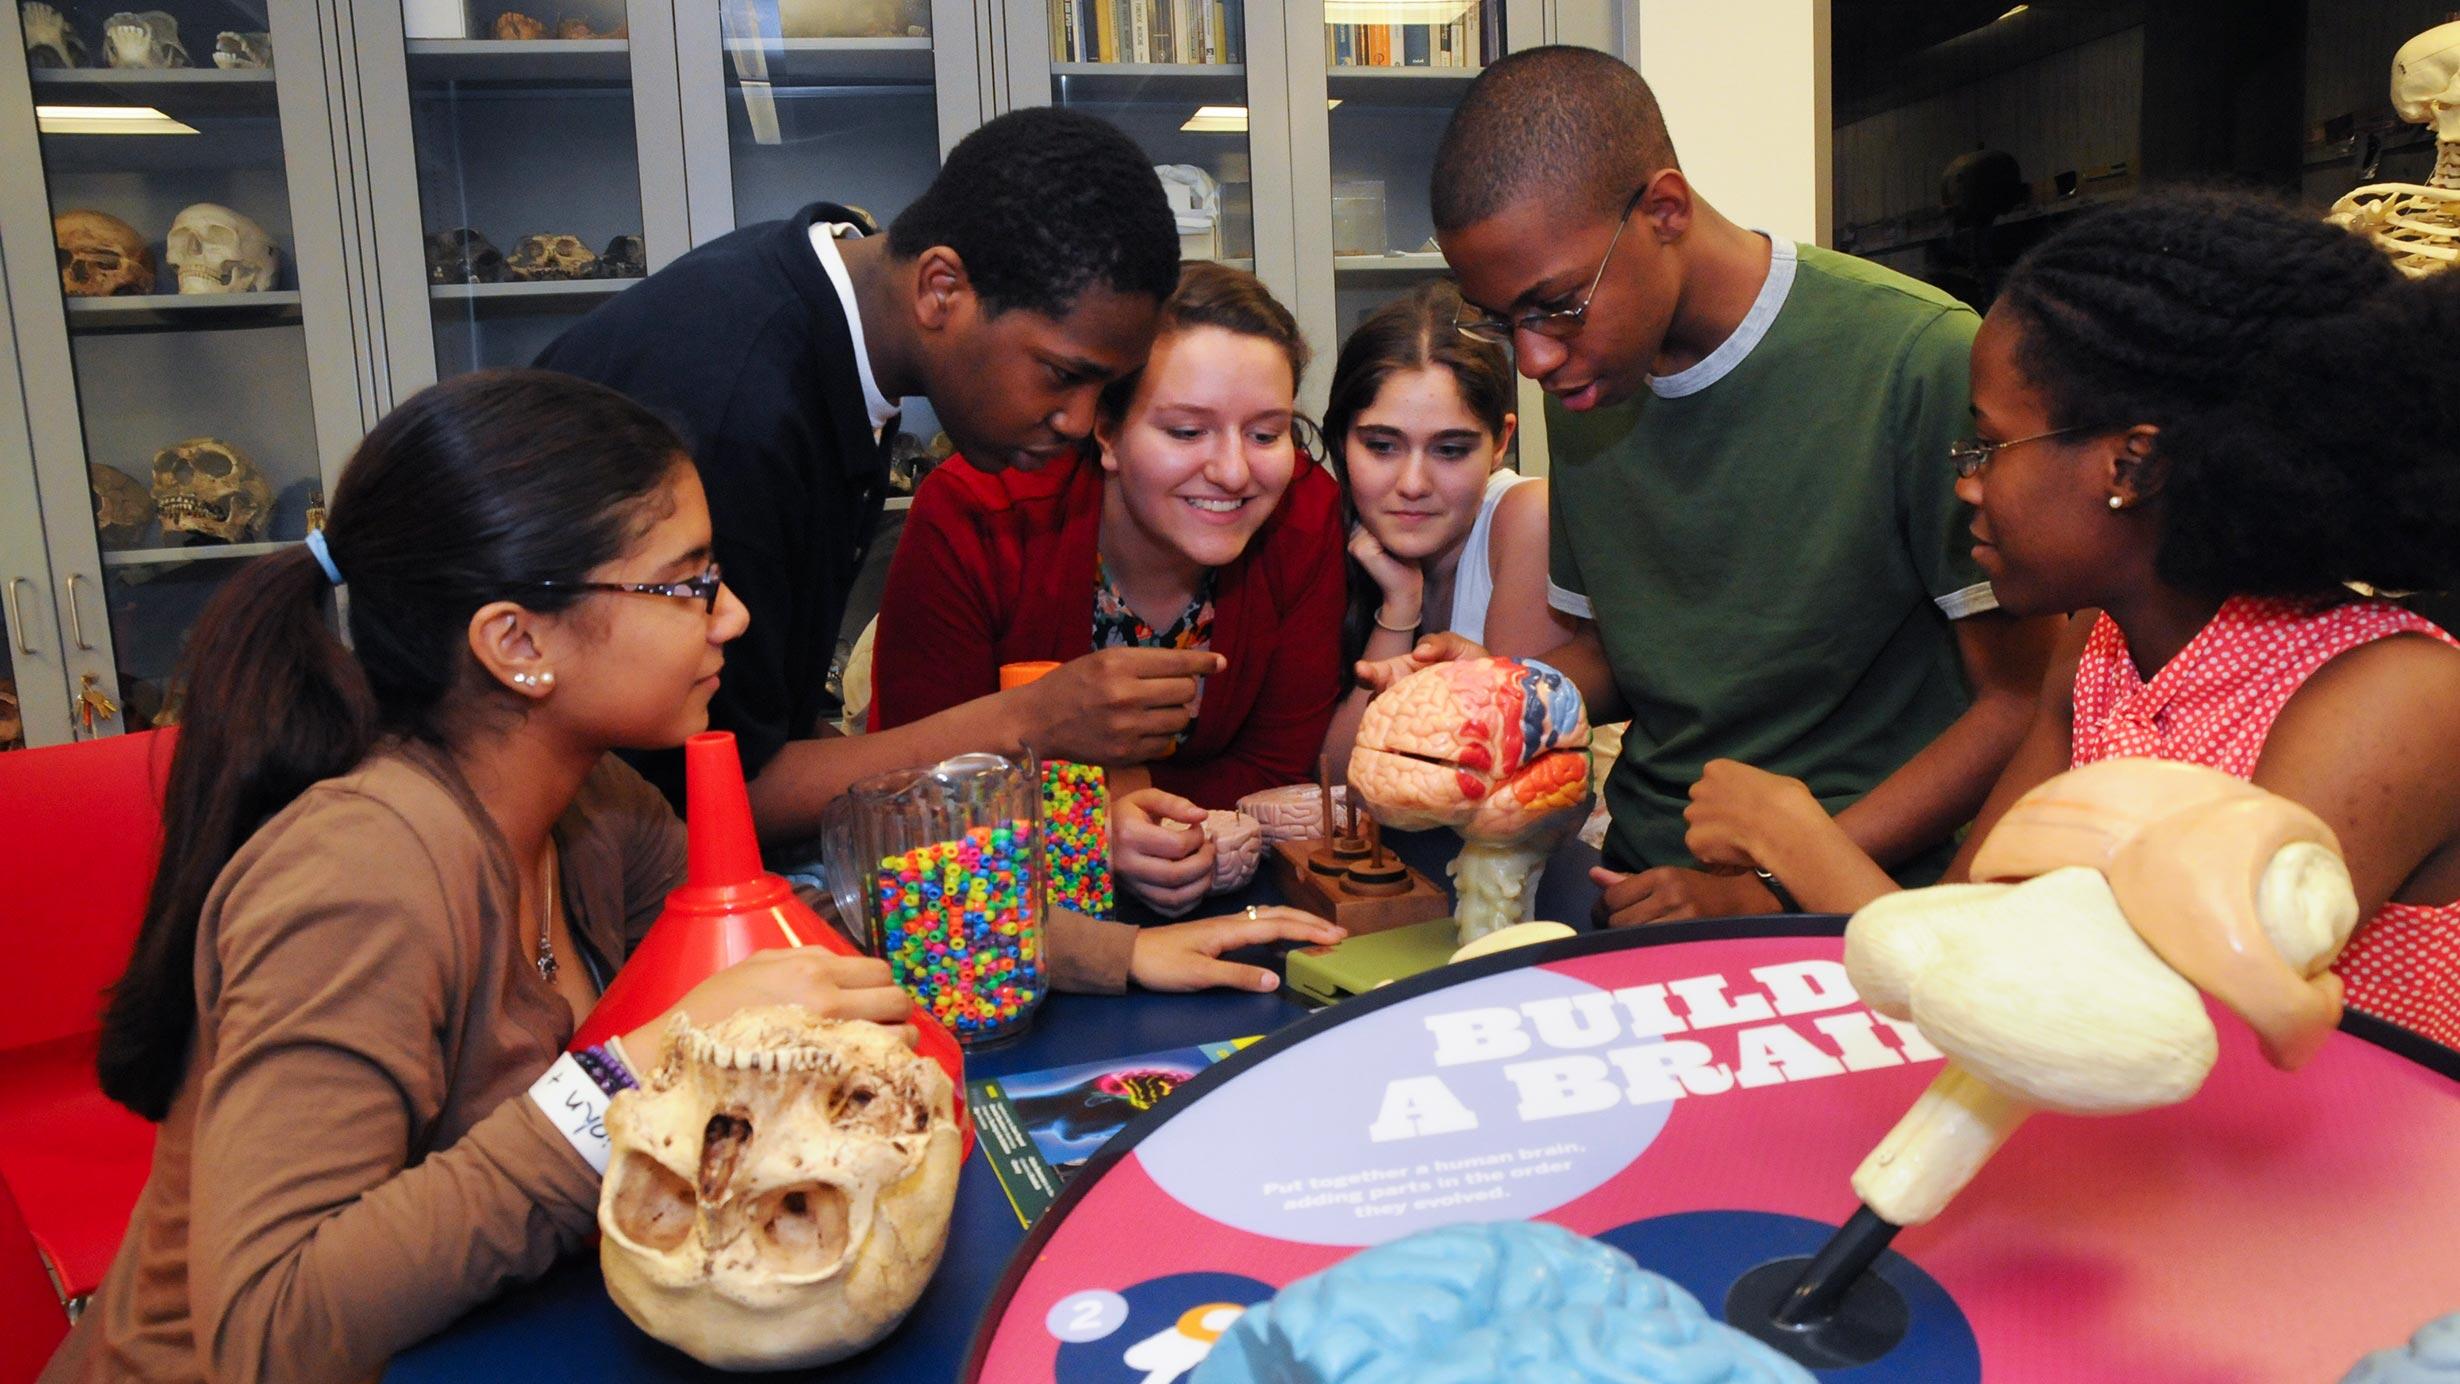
[1269,760,1449,935]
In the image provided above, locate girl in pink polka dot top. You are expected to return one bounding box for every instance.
[1680,188,2460,1052]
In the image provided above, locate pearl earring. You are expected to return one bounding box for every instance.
[2107,495,2126,510]
[514,671,556,689]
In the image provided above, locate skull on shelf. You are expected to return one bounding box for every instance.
[101,11,187,68]
[22,3,86,68]
[212,30,271,69]
[557,17,626,38]
[0,678,20,751]
[600,1008,960,1369]
[89,463,158,549]
[596,233,646,278]
[55,210,155,297]
[151,438,272,544]
[167,203,281,294]
[492,10,546,40]
[423,228,507,285]
[506,233,598,281]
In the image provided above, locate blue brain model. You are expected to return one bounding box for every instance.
[2345,1312,2460,1383]
[1188,1221,1813,1384]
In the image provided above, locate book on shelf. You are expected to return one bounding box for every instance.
[1052,0,1245,62]
[1321,5,1489,70]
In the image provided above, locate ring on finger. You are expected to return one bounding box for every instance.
[1245,904,1259,922]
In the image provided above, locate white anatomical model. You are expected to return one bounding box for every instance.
[1844,759,2359,1227]
[599,1007,960,1369]
[2330,22,2460,275]
[1347,658,1591,943]
[166,203,280,294]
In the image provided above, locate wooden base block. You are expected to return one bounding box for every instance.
[1267,839,1450,936]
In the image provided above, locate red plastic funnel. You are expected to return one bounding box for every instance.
[571,732,972,1146]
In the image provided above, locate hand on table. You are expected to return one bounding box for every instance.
[1114,786,1217,918]
[1129,906,1345,993]
[1587,865,1779,927]
[617,949,915,1072]
[1014,647,1224,765]
[1353,632,1489,694]
[1681,759,1823,872]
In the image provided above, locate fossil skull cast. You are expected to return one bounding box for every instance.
[167,203,280,294]
[493,10,546,39]
[89,462,157,548]
[1842,758,2360,1227]
[152,437,272,543]
[596,233,647,278]
[101,11,186,68]
[424,227,506,285]
[212,30,271,68]
[1348,657,1591,943]
[600,1007,961,1370]
[0,677,19,750]
[22,3,85,67]
[507,232,598,281]
[55,210,154,297]
[2330,22,2460,275]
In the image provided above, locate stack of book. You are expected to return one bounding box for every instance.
[1326,3,1496,68]
[1050,0,1246,64]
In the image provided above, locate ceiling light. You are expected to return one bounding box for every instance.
[1323,0,1474,23]
[1181,99,1340,134]
[36,104,197,135]
[1996,4,2029,19]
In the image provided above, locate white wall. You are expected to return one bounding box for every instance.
[1633,0,1832,247]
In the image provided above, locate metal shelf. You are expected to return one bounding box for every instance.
[101,539,293,567]
[1052,63,1247,101]
[65,291,303,331]
[30,67,278,114]
[429,278,632,301]
[1326,66,1478,106]
[404,39,631,84]
[724,37,935,87]
[1333,251,1446,274]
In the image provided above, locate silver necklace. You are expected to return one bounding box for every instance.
[535,848,560,982]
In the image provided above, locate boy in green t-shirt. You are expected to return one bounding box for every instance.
[1379,46,2057,925]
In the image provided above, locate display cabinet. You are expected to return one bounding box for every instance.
[0,0,365,748]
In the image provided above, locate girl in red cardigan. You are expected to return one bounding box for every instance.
[873,262,1348,914]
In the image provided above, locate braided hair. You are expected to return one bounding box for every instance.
[1996,187,2460,600]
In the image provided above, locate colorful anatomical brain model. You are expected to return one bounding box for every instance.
[1348,658,1592,943]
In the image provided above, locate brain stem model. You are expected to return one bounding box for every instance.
[1844,758,2360,1228]
[1348,658,1592,943]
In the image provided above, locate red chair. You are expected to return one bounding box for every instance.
[0,730,173,1302]
[0,1177,68,1383]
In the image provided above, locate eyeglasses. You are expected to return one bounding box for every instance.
[1949,425,2105,480]
[531,561,724,612]
[1455,185,1649,346]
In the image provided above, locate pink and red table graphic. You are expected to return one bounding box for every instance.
[967,922,2460,1383]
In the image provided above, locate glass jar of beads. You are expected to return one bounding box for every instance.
[822,751,1047,1047]
[1000,662,1115,917]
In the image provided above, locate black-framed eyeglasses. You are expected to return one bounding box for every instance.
[1455,184,1648,346]
[531,561,724,612]
[1949,425,2104,480]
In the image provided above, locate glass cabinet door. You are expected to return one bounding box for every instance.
[1038,0,1263,270]
[1322,0,1492,337]
[11,0,325,735]
[401,0,649,375]
[713,0,944,229]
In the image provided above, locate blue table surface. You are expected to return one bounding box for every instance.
[385,828,1604,1383]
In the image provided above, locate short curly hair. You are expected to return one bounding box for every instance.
[889,108,1181,318]
[1431,46,1679,234]
[1998,187,2460,600]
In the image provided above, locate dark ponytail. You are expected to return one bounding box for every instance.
[98,369,689,1119]
[1319,279,1516,673]
[1997,187,2460,600]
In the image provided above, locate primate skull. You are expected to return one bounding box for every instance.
[55,211,154,297]
[423,228,506,285]
[90,463,157,548]
[600,1007,960,1369]
[151,438,272,543]
[557,17,626,38]
[2395,21,2460,189]
[167,203,280,294]
[596,233,646,278]
[506,233,598,281]
[101,11,186,68]
[0,678,20,751]
[22,3,86,68]
[493,10,546,39]
[212,30,271,69]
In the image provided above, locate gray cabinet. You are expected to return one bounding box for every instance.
[0,0,1621,748]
